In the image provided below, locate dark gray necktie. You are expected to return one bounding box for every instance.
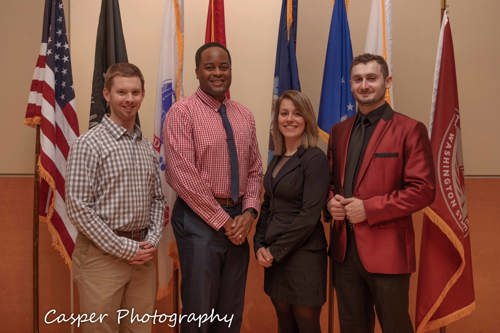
[218,104,240,202]
[344,116,369,197]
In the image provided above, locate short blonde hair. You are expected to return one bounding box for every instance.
[271,90,319,155]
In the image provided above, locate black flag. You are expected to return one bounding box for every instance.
[89,0,132,129]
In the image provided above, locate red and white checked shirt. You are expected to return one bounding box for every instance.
[164,88,263,230]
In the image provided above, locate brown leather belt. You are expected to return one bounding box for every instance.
[115,228,148,241]
[215,197,242,207]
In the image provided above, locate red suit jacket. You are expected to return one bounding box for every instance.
[327,104,435,274]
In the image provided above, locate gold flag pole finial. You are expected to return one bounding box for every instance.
[441,0,447,20]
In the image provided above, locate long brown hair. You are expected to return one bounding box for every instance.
[271,90,319,155]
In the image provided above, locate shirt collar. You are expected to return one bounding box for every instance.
[102,115,143,140]
[356,102,387,126]
[195,87,228,111]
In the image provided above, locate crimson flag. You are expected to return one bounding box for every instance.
[204,0,228,98]
[205,0,227,45]
[415,11,475,332]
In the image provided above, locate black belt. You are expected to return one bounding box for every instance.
[214,197,242,207]
[115,228,148,241]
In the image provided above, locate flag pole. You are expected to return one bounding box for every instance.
[174,267,180,333]
[328,230,334,333]
[32,126,40,333]
[326,7,336,333]
[438,3,447,333]
[67,2,76,332]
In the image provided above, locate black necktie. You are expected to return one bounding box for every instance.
[344,116,369,197]
[218,104,240,202]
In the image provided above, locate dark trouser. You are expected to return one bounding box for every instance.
[333,226,414,333]
[171,199,249,333]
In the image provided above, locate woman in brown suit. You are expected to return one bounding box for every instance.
[254,90,330,333]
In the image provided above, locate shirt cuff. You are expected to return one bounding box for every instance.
[119,238,140,261]
[146,233,160,248]
[242,197,260,214]
[208,208,231,231]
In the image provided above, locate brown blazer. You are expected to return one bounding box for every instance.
[328,104,435,274]
[254,147,329,263]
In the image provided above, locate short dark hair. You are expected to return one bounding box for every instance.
[350,53,389,79]
[195,42,232,69]
[104,62,145,91]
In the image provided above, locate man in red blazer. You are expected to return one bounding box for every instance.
[327,53,435,333]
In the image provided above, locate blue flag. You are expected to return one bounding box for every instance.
[273,0,301,98]
[318,0,355,141]
[269,0,301,157]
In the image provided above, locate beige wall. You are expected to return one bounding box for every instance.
[2,0,42,174]
[2,0,499,175]
[69,0,280,170]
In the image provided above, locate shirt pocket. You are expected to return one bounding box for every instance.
[374,152,399,158]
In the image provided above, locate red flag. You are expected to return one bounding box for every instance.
[25,0,80,265]
[205,0,227,45]
[204,0,229,98]
[415,11,475,332]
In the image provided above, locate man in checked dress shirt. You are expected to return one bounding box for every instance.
[164,42,263,333]
[66,63,165,333]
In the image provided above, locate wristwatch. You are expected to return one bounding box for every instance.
[244,208,258,219]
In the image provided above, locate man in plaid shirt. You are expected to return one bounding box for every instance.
[164,42,263,333]
[66,63,165,333]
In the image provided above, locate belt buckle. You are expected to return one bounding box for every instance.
[116,228,147,241]
[216,197,240,207]
[131,229,143,241]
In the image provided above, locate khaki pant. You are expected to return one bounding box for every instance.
[72,234,156,333]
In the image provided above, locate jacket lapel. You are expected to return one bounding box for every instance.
[265,155,279,193]
[271,147,304,192]
[355,105,394,188]
[339,117,356,192]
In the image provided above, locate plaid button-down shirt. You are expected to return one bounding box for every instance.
[164,88,263,230]
[66,116,165,260]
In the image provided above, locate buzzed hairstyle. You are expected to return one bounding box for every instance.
[350,53,390,79]
[195,42,232,69]
[272,90,319,155]
[104,62,145,91]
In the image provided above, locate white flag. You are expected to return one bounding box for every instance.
[153,0,184,301]
[364,0,393,105]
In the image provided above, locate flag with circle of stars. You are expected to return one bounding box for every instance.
[25,0,80,265]
[317,0,355,141]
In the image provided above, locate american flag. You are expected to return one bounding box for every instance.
[25,0,80,265]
